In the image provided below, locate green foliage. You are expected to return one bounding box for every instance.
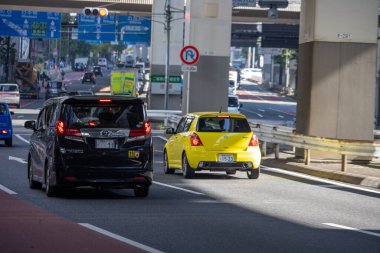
[274,49,298,66]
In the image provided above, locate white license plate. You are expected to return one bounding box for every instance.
[218,154,234,163]
[95,139,118,149]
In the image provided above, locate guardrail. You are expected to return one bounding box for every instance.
[250,123,380,172]
[146,110,380,172]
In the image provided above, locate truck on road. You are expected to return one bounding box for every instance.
[110,70,138,96]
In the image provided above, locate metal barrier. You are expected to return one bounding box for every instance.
[145,110,380,172]
[250,123,380,172]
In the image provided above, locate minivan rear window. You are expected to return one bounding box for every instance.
[0,85,18,92]
[197,117,251,133]
[62,103,145,128]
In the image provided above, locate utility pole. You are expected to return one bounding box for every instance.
[164,0,172,110]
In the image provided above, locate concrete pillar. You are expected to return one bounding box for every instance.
[148,0,184,110]
[296,0,378,141]
[182,0,232,113]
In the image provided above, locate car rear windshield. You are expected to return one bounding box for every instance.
[197,117,251,133]
[84,73,93,78]
[0,85,18,92]
[62,103,145,128]
[228,97,239,107]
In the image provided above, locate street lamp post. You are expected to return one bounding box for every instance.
[164,0,172,110]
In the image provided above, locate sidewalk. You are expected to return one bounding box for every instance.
[261,152,380,190]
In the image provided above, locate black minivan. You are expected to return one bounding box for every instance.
[24,96,153,197]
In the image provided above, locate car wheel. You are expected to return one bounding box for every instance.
[182,153,195,179]
[163,150,174,174]
[5,137,12,147]
[45,157,60,197]
[17,104,20,109]
[134,186,149,197]
[247,167,260,179]
[28,157,41,189]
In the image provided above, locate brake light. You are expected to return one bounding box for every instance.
[99,99,112,103]
[190,132,203,146]
[129,121,151,137]
[1,130,8,134]
[249,134,259,146]
[56,120,81,136]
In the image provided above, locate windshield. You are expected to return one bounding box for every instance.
[197,117,251,133]
[228,97,239,107]
[0,85,18,92]
[62,103,145,129]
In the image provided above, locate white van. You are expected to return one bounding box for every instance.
[98,58,107,67]
[0,83,20,108]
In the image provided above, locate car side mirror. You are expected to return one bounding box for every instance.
[24,120,36,131]
[240,103,243,108]
[166,128,175,134]
[10,111,14,115]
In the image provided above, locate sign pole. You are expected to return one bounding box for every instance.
[186,72,191,114]
[164,0,172,110]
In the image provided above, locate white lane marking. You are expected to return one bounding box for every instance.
[278,115,284,119]
[258,109,265,112]
[240,108,263,118]
[78,223,165,253]
[256,113,263,118]
[9,156,27,164]
[15,134,30,144]
[262,166,380,195]
[322,223,380,238]
[0,184,17,195]
[154,181,205,195]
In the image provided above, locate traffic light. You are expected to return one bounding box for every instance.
[82,7,108,17]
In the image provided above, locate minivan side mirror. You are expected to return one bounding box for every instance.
[240,103,243,108]
[24,120,36,131]
[10,111,14,115]
[166,128,175,134]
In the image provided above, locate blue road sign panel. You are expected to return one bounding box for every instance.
[0,10,61,38]
[233,0,256,7]
[78,14,116,42]
[118,16,151,45]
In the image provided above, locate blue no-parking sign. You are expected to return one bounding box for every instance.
[0,10,61,38]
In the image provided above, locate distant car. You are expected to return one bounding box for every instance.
[98,58,107,67]
[74,63,85,71]
[82,72,96,84]
[0,102,14,147]
[45,81,67,100]
[228,95,242,114]
[164,112,261,179]
[229,80,236,95]
[241,68,262,81]
[93,66,103,77]
[24,95,153,197]
[0,83,20,108]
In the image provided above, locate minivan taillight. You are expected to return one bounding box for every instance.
[56,120,81,136]
[129,121,151,137]
[249,134,259,146]
[190,132,203,146]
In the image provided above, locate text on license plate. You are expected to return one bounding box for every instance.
[95,139,118,149]
[218,154,234,163]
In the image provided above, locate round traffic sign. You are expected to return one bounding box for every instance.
[180,45,200,65]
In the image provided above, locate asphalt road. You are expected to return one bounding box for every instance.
[1,76,379,253]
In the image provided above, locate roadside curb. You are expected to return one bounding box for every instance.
[261,158,380,190]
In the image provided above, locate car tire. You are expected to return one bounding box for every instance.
[182,153,195,179]
[45,157,60,197]
[134,186,149,197]
[247,167,260,179]
[28,157,41,189]
[17,104,20,109]
[5,137,12,147]
[163,150,174,174]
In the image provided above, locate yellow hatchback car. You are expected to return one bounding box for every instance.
[164,112,261,179]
